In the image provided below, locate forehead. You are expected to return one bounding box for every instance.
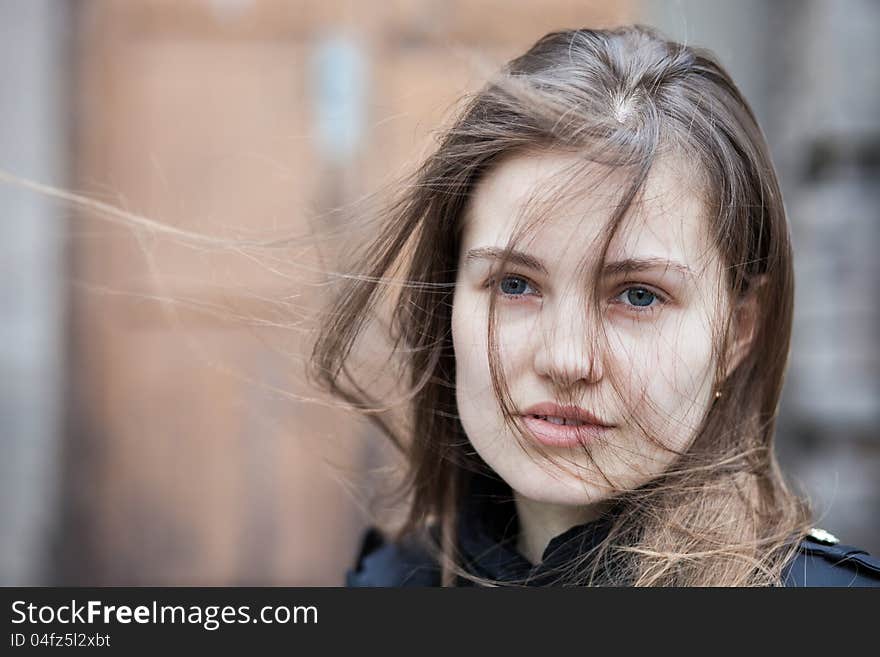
[461,149,715,272]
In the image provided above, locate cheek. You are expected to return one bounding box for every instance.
[451,291,535,383]
[451,291,483,379]
[609,315,717,441]
[451,292,535,445]
[451,292,509,459]
[451,291,490,416]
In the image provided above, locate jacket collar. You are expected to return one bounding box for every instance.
[456,473,615,585]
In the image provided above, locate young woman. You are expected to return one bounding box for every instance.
[311,25,880,586]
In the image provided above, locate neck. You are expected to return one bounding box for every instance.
[513,492,608,565]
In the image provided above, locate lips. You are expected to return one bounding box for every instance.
[521,402,613,427]
[519,402,614,447]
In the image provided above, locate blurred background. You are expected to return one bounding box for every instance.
[1,0,878,585]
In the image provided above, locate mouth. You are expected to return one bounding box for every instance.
[519,403,614,447]
[526,414,594,426]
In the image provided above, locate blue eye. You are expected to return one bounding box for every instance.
[626,288,655,306]
[498,275,536,297]
[618,286,663,311]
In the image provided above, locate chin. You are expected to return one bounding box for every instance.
[500,464,612,507]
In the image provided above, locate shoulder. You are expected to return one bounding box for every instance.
[345,526,442,587]
[782,528,880,587]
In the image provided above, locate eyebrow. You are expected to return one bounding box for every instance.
[465,246,548,274]
[603,257,695,278]
[465,247,694,278]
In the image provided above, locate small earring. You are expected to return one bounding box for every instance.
[714,390,723,399]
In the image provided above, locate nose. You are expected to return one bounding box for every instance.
[531,301,604,387]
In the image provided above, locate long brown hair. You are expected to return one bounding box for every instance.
[309,25,812,586]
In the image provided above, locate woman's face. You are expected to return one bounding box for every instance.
[452,149,731,508]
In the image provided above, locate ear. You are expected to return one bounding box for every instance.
[723,278,763,380]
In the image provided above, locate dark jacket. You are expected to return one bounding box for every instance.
[346,475,880,587]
